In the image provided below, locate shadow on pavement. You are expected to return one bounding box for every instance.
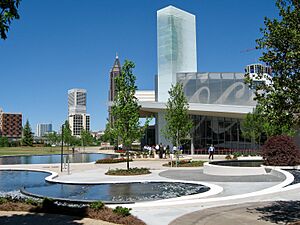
[0,212,84,225]
[249,201,300,224]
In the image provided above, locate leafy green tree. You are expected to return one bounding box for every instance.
[245,0,300,135]
[163,83,193,148]
[0,136,9,147]
[44,131,59,146]
[80,129,94,147]
[0,0,21,40]
[63,120,72,150]
[241,110,264,146]
[102,121,117,144]
[22,119,33,146]
[106,60,151,170]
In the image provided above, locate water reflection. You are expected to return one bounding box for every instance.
[0,153,114,165]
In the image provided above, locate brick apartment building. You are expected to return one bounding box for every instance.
[0,110,22,139]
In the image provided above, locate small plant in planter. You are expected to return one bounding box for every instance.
[225,154,232,160]
[90,201,104,210]
[142,151,149,158]
[136,152,142,158]
[232,152,243,159]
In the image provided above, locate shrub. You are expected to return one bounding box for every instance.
[262,135,300,166]
[232,152,243,159]
[115,149,126,153]
[90,201,104,210]
[105,167,150,176]
[25,198,40,206]
[163,160,204,167]
[225,154,232,160]
[0,197,8,204]
[113,206,131,217]
[95,157,132,164]
[42,198,55,209]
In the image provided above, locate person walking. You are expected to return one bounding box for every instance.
[208,144,215,160]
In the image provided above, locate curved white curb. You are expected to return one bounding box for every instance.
[203,161,267,176]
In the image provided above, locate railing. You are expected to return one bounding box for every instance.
[193,148,261,155]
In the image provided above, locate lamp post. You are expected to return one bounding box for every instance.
[61,124,64,172]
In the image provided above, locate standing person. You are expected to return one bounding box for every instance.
[159,143,163,159]
[208,144,215,160]
[155,144,159,154]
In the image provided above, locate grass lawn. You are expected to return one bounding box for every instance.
[0,146,74,156]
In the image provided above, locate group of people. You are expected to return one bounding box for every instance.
[143,143,170,159]
[143,143,216,160]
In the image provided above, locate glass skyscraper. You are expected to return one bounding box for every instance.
[157,6,197,102]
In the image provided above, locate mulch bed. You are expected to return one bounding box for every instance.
[0,202,146,225]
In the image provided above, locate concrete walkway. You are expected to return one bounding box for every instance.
[1,152,300,225]
[170,202,285,225]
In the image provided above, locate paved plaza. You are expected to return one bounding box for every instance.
[0,150,300,225]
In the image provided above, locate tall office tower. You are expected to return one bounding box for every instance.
[68,89,90,136]
[36,123,52,137]
[157,6,197,102]
[0,111,22,139]
[109,54,121,102]
[68,89,87,114]
[108,55,122,124]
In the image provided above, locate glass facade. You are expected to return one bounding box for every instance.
[157,6,197,102]
[191,115,256,151]
[177,72,256,106]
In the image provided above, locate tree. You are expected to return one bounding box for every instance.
[22,119,33,146]
[0,0,21,40]
[0,136,9,147]
[163,83,193,148]
[241,110,265,147]
[80,129,94,147]
[245,0,300,135]
[107,60,151,170]
[44,131,59,146]
[63,120,72,150]
[102,121,117,144]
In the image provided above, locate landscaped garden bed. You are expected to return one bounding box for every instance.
[95,157,132,164]
[105,167,151,176]
[163,159,205,167]
[0,197,145,225]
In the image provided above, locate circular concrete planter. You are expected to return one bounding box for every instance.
[203,160,267,176]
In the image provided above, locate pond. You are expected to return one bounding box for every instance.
[209,160,263,167]
[0,153,115,165]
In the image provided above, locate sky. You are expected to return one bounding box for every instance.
[0,0,279,133]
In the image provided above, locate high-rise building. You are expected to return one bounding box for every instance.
[68,88,87,115]
[157,6,197,102]
[109,54,121,102]
[0,110,22,139]
[68,114,90,136]
[68,89,90,136]
[108,55,122,124]
[36,123,52,137]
